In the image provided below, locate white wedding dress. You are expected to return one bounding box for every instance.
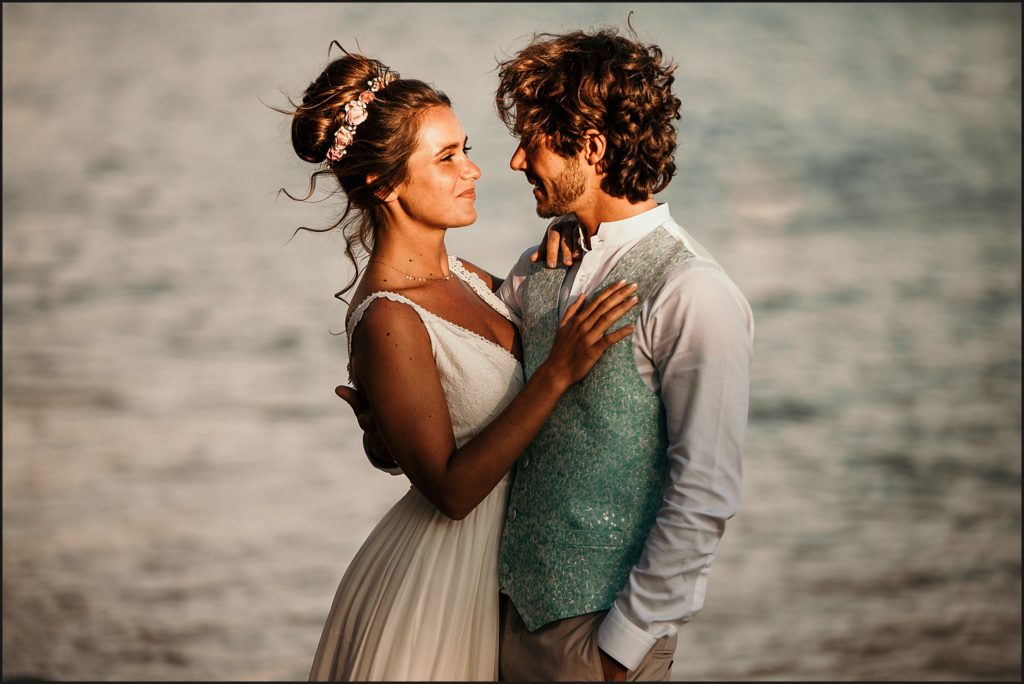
[309,257,524,681]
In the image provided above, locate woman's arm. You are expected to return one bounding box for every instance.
[350,281,638,520]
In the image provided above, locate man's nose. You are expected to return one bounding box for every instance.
[509,144,527,172]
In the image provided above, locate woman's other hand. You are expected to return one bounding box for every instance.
[540,280,639,390]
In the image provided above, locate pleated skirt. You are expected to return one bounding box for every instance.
[309,478,510,681]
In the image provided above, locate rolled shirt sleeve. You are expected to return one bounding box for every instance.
[597,261,754,670]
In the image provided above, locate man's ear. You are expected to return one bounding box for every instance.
[367,174,399,202]
[581,129,606,168]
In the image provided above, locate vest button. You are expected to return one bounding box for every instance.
[522,456,530,467]
[508,509,517,522]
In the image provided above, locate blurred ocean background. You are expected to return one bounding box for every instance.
[3,3,1020,680]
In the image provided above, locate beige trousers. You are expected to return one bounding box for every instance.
[499,596,677,681]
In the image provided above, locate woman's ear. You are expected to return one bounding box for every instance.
[581,129,606,167]
[367,174,399,202]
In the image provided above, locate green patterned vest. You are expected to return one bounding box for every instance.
[498,225,695,630]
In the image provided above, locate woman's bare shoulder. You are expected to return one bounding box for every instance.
[351,293,427,341]
[346,269,428,328]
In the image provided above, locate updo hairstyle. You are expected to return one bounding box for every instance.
[283,42,451,301]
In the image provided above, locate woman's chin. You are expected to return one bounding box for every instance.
[449,210,479,228]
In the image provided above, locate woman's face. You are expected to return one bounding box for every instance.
[392,105,481,229]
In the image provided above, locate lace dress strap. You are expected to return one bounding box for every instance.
[345,290,435,363]
[448,256,514,323]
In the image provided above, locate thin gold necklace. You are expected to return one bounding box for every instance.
[369,259,454,282]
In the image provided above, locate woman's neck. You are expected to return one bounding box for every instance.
[371,222,450,278]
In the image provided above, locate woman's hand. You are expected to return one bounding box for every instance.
[539,280,639,390]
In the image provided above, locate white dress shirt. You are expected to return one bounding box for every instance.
[496,203,755,670]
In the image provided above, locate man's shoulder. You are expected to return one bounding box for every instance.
[508,243,543,277]
[648,231,751,319]
[651,220,737,285]
[658,258,737,297]
[658,219,714,260]
[641,256,754,347]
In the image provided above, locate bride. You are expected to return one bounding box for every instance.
[284,47,638,681]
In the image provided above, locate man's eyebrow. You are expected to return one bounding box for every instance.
[434,137,470,156]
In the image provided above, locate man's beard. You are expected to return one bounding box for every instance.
[535,158,586,218]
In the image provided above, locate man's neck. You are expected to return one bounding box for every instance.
[573,195,658,245]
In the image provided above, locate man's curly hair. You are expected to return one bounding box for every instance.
[496,28,681,203]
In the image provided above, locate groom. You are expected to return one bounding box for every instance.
[344,28,753,681]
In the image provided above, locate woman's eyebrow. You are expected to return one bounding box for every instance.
[434,137,469,156]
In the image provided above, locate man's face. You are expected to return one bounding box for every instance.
[509,136,586,219]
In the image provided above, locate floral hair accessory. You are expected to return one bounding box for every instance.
[326,69,400,162]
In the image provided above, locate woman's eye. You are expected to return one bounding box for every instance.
[441,146,470,162]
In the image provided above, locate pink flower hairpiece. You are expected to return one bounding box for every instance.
[326,70,400,163]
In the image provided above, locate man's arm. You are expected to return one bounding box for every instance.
[596,263,754,671]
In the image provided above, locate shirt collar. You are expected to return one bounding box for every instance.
[580,203,671,253]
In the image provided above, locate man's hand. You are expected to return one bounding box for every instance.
[598,648,629,681]
[528,214,583,268]
[335,385,399,471]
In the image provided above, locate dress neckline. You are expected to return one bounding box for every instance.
[347,259,521,367]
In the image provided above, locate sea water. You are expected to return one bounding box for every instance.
[3,3,1020,680]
